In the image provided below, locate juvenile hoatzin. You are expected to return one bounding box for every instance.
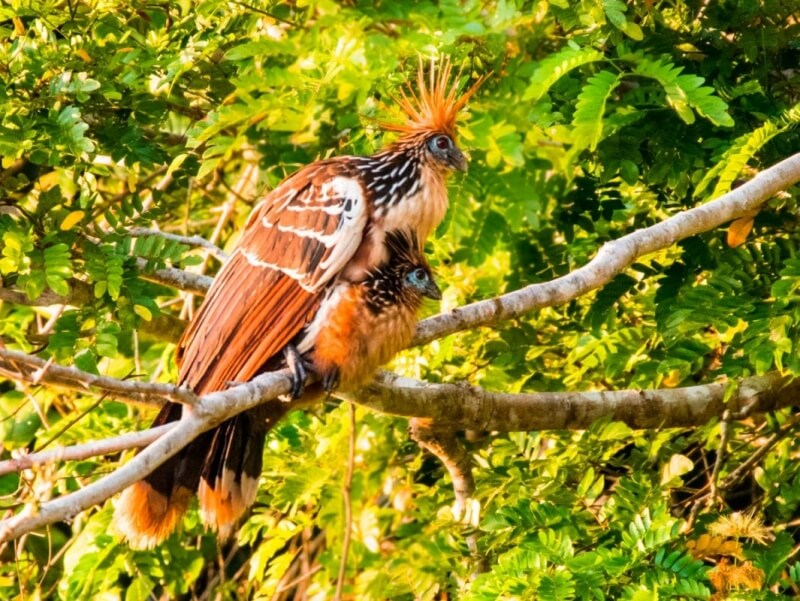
[114,58,484,548]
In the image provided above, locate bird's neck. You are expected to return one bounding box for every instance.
[343,152,448,282]
[366,146,449,238]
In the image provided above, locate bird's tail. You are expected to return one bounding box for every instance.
[114,403,287,548]
[197,411,269,540]
[113,402,199,549]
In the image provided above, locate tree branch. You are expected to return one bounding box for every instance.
[128,228,230,262]
[0,369,296,543]
[0,348,197,406]
[413,152,800,345]
[349,371,798,431]
[0,279,91,307]
[135,259,213,295]
[409,418,488,574]
[0,424,175,476]
[409,418,475,517]
[0,280,186,343]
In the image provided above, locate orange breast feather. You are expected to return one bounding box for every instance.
[310,288,418,390]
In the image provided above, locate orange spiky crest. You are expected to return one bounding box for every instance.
[382,56,487,140]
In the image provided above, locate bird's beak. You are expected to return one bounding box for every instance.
[424,279,442,300]
[450,148,468,173]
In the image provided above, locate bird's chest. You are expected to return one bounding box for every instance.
[306,287,417,390]
[340,304,418,389]
[380,170,448,239]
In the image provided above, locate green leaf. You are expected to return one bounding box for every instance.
[572,70,621,151]
[695,102,800,199]
[43,243,73,297]
[0,391,41,447]
[55,105,96,155]
[524,46,605,102]
[124,575,154,601]
[632,55,732,127]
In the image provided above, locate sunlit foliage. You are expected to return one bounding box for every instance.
[1,1,800,599]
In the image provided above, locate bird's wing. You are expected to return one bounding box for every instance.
[177,161,369,394]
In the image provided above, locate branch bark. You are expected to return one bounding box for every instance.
[0,369,297,543]
[351,371,795,431]
[135,259,213,295]
[0,424,174,476]
[128,228,230,262]
[0,348,196,406]
[0,280,186,343]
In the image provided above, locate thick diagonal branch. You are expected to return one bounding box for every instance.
[414,152,800,345]
[0,369,296,543]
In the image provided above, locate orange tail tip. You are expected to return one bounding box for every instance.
[198,471,259,541]
[382,55,489,139]
[113,481,192,549]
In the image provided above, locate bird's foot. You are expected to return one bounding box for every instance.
[322,368,340,395]
[283,344,308,399]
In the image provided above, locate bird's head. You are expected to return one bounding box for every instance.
[424,133,468,173]
[403,264,442,300]
[381,56,486,174]
[374,229,442,304]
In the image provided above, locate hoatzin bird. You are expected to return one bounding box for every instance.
[114,58,484,548]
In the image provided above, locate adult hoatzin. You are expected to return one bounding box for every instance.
[114,58,483,548]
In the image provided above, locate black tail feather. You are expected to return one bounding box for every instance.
[115,398,291,547]
[198,403,288,538]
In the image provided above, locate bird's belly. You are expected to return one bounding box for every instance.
[307,291,417,391]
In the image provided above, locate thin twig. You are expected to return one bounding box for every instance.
[0,424,174,476]
[273,532,326,598]
[707,411,732,507]
[720,414,800,491]
[196,541,240,601]
[128,228,229,262]
[35,393,109,452]
[334,403,356,601]
[0,348,197,406]
[135,259,213,295]
[276,564,322,595]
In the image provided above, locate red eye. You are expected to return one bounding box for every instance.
[435,136,450,149]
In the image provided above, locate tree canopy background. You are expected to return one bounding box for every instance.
[1,1,800,599]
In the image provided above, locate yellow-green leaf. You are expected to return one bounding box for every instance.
[60,210,85,231]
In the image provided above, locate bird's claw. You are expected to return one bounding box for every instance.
[322,369,340,395]
[283,344,308,399]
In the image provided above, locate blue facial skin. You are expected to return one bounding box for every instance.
[405,267,442,300]
[406,267,430,289]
